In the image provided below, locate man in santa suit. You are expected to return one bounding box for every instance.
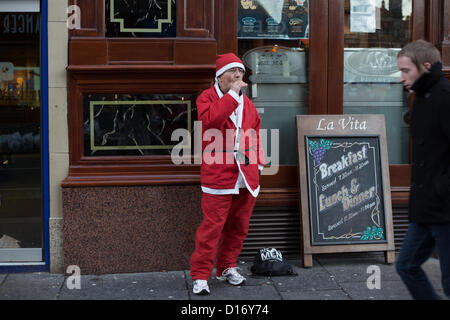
[190,53,266,295]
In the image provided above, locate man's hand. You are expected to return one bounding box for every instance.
[230,80,248,94]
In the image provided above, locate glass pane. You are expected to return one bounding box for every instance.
[105,0,176,38]
[0,11,42,251]
[238,0,309,39]
[238,1,309,165]
[83,93,197,157]
[344,0,412,164]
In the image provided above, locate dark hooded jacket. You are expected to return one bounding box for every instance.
[408,62,450,224]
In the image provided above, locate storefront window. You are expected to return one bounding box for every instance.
[0,10,42,260]
[343,0,412,164]
[105,0,176,37]
[238,0,309,165]
[83,93,196,157]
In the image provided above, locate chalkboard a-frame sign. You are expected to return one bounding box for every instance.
[296,115,395,267]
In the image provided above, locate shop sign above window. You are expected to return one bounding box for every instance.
[238,0,309,39]
[105,0,176,38]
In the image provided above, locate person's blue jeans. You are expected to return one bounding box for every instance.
[396,222,450,300]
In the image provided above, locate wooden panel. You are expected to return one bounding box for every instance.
[108,40,174,64]
[67,74,83,166]
[255,186,408,208]
[108,39,216,65]
[260,166,298,188]
[214,0,237,54]
[328,0,344,114]
[426,0,442,45]
[69,0,104,37]
[69,39,108,65]
[174,40,216,64]
[391,187,410,206]
[177,0,213,37]
[309,0,328,115]
[69,39,218,66]
[389,164,411,186]
[412,0,426,40]
[443,44,450,69]
[185,0,205,29]
[440,0,450,67]
[256,188,298,207]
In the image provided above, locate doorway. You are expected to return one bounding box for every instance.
[0,1,43,263]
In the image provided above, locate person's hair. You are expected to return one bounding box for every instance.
[398,40,441,72]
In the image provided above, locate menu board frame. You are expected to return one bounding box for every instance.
[296,114,395,267]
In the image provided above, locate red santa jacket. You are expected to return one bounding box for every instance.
[196,84,266,197]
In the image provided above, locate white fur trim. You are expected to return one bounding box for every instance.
[227,89,241,102]
[201,186,240,195]
[216,62,245,79]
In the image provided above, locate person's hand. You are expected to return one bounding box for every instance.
[230,80,248,94]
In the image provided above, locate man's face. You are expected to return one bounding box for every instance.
[218,67,245,93]
[398,56,423,91]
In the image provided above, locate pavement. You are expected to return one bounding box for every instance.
[0,253,447,302]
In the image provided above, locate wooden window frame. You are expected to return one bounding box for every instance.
[64,0,220,187]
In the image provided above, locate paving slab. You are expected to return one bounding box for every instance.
[0,273,64,300]
[186,269,279,300]
[422,258,442,281]
[435,289,449,300]
[272,266,341,291]
[317,257,402,283]
[189,283,281,300]
[58,271,188,300]
[185,262,273,287]
[280,289,350,300]
[0,274,6,285]
[1,255,444,301]
[339,280,411,300]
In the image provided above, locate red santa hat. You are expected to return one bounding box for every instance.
[215,53,245,79]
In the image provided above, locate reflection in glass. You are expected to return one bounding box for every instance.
[238,1,310,165]
[238,0,309,39]
[105,0,176,37]
[0,12,42,252]
[83,93,197,157]
[344,0,412,164]
[239,39,309,165]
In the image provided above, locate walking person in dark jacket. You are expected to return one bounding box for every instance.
[396,40,450,299]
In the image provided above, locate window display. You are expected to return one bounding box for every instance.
[83,93,196,157]
[238,0,309,39]
[106,0,176,37]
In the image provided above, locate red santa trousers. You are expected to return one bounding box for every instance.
[190,190,256,280]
